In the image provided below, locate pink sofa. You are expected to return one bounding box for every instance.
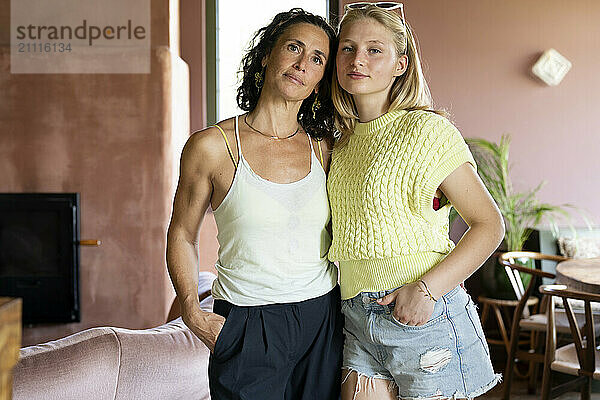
[12,273,216,400]
[13,318,211,400]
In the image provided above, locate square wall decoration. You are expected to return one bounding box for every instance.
[531,48,572,86]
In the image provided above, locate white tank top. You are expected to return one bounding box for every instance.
[210,115,337,306]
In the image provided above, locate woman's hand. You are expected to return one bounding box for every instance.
[376,282,436,326]
[181,302,226,353]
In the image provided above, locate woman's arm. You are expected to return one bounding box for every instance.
[421,162,505,298]
[166,128,226,351]
[378,163,504,326]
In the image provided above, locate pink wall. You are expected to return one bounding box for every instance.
[0,0,188,346]
[339,0,600,224]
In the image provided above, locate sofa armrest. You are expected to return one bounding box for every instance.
[13,320,211,400]
[13,327,121,400]
[112,319,210,400]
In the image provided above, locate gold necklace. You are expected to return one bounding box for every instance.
[244,114,300,140]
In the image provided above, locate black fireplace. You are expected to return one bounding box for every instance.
[0,193,80,324]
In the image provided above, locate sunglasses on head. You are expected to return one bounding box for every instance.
[344,2,406,25]
[345,2,402,11]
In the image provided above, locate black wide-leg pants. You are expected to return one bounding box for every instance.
[208,286,343,400]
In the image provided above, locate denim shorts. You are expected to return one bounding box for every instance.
[341,285,501,399]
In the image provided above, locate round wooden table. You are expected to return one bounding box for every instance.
[555,257,600,293]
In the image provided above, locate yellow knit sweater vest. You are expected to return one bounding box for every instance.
[327,109,476,299]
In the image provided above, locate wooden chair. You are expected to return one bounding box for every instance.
[500,252,600,399]
[539,284,600,400]
[499,251,567,399]
[477,295,539,357]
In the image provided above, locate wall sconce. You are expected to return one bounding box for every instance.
[531,48,572,86]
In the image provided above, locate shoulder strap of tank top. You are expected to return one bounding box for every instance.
[317,140,324,167]
[212,124,237,168]
[235,115,242,159]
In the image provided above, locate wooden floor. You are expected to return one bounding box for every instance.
[484,380,600,399]
[481,364,600,399]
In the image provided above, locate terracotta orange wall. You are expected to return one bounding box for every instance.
[337,0,600,224]
[0,0,189,346]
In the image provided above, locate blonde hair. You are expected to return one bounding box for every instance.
[332,5,446,146]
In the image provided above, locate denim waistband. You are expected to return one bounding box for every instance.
[354,285,462,304]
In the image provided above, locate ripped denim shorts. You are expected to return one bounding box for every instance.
[341,285,501,399]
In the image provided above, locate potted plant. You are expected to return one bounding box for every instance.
[460,135,573,299]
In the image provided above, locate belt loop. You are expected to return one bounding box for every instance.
[441,290,450,316]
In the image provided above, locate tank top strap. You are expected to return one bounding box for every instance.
[213,124,237,168]
[305,130,313,151]
[234,115,243,159]
[317,140,324,167]
[305,132,325,168]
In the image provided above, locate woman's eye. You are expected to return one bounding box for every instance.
[369,48,382,54]
[288,44,300,52]
[341,46,353,53]
[312,56,323,65]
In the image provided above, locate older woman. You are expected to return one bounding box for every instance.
[166,8,341,400]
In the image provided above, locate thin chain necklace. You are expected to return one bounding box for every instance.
[244,114,300,140]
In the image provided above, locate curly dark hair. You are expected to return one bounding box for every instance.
[236,8,336,141]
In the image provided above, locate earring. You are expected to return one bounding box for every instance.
[311,96,321,119]
[254,71,263,88]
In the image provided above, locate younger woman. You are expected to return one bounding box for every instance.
[328,3,504,399]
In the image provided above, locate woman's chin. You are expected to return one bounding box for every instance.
[268,82,311,102]
[337,79,368,94]
[340,85,372,96]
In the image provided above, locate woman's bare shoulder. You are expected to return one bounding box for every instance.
[182,117,238,170]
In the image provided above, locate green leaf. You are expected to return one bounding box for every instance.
[467,134,584,251]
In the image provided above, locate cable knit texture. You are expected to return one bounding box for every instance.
[327,109,476,299]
